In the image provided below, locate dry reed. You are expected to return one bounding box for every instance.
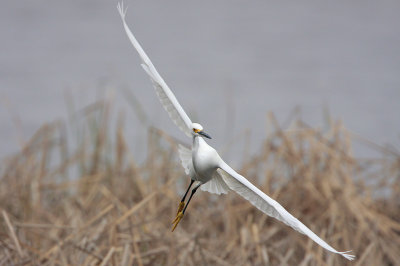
[0,102,399,265]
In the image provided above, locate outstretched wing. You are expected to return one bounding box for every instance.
[218,160,355,261]
[117,3,193,137]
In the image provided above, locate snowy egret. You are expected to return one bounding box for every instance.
[117,2,355,261]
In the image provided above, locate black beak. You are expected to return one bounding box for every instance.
[199,131,212,139]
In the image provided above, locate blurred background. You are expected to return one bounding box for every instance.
[1,1,400,265]
[1,0,399,161]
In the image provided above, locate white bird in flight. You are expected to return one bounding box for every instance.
[117,2,355,261]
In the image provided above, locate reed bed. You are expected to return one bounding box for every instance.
[0,102,399,265]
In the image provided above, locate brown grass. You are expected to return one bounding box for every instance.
[0,102,399,265]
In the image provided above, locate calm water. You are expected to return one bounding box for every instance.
[1,1,399,162]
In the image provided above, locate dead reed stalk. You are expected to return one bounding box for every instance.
[0,103,399,265]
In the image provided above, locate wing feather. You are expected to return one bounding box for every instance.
[177,144,193,176]
[201,170,229,195]
[219,161,355,261]
[118,3,192,137]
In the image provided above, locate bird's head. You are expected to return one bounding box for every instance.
[191,123,212,139]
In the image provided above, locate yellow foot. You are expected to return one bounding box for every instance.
[176,201,185,215]
[171,211,184,232]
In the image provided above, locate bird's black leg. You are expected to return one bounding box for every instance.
[181,179,195,203]
[182,183,201,214]
[172,182,201,232]
[175,179,194,215]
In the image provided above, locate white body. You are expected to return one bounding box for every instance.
[117,2,355,261]
[192,137,220,183]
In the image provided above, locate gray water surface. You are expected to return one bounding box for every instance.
[1,1,399,162]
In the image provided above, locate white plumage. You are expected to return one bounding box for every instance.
[219,161,355,260]
[117,4,192,137]
[179,144,229,195]
[117,2,355,261]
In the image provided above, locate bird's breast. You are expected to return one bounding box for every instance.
[192,144,220,183]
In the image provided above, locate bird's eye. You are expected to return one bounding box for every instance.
[193,128,200,133]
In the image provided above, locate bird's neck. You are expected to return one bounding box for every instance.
[193,135,199,148]
[193,135,206,150]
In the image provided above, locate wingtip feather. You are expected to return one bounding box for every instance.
[339,250,356,261]
[117,1,127,20]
